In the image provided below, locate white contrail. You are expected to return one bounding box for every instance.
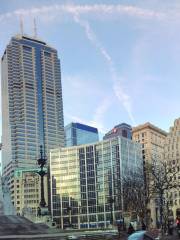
[73,13,136,125]
[90,97,112,133]
[65,111,107,134]
[0,4,166,23]
[0,3,164,125]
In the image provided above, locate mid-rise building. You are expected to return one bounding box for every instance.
[65,122,99,147]
[9,168,48,216]
[103,123,132,140]
[132,122,167,163]
[132,122,167,225]
[164,118,180,218]
[50,136,143,229]
[1,34,65,171]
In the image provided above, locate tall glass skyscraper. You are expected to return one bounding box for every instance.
[65,122,99,147]
[1,34,65,172]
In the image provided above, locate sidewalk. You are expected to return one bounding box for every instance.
[161,233,179,240]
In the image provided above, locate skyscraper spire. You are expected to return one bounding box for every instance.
[20,16,24,35]
[33,18,37,38]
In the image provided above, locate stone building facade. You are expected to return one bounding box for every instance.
[132,122,167,225]
[164,118,180,218]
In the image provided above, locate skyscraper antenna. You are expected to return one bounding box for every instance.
[33,18,37,38]
[20,16,24,35]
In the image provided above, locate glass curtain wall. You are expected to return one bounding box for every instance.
[50,136,143,229]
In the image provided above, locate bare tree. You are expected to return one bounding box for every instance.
[143,162,153,226]
[151,159,178,233]
[122,168,148,223]
[120,159,178,233]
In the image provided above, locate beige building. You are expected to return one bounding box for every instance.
[132,122,167,163]
[9,168,48,216]
[164,118,180,218]
[132,122,167,225]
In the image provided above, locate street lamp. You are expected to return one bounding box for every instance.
[67,206,72,227]
[109,197,115,225]
[22,178,27,216]
[78,204,81,229]
[37,145,47,208]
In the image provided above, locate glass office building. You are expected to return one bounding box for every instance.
[50,136,143,229]
[1,34,65,171]
[103,123,132,140]
[65,122,99,147]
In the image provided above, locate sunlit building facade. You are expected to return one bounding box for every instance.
[132,122,167,164]
[50,136,143,229]
[132,122,167,226]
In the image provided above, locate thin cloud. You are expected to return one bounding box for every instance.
[65,111,107,134]
[0,4,167,23]
[73,14,136,125]
[0,3,137,124]
[65,96,112,134]
[90,97,112,133]
[63,74,112,133]
[1,3,169,126]
[63,74,108,98]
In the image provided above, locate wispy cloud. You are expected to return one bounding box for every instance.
[0,4,168,23]
[0,3,137,124]
[72,13,136,125]
[63,74,112,133]
[90,97,112,133]
[63,74,105,97]
[2,3,178,127]
[65,97,110,134]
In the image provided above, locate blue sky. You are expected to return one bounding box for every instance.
[0,0,180,137]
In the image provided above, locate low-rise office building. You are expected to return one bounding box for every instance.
[50,136,143,229]
[9,168,48,216]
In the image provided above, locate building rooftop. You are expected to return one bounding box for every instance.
[132,122,167,136]
[65,122,98,133]
[52,134,141,153]
[114,122,132,129]
[14,34,47,45]
[2,34,56,61]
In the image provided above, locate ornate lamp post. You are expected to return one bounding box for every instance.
[37,145,47,208]
[67,206,72,227]
[78,204,81,229]
[109,197,115,225]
